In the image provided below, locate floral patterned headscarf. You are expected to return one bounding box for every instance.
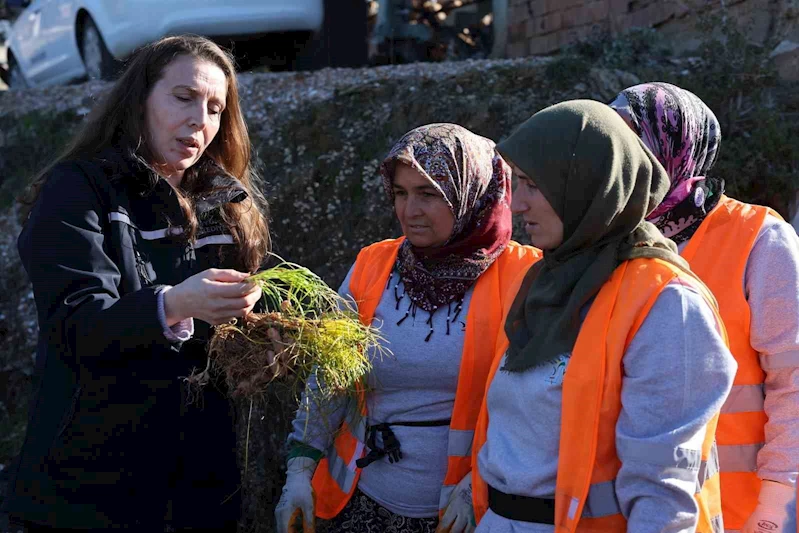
[610,82,725,243]
[380,123,512,314]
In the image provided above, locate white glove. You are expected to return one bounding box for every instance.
[743,480,795,533]
[437,472,476,533]
[275,457,317,533]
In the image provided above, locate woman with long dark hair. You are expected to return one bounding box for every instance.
[3,35,269,531]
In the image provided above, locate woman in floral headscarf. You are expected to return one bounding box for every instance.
[274,124,541,533]
[610,82,799,533]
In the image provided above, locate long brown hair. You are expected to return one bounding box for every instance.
[21,35,270,272]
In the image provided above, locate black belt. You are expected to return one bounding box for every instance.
[488,485,555,525]
[355,419,450,469]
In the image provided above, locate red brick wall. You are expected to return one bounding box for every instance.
[504,0,776,57]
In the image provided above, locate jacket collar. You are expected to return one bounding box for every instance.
[92,146,249,214]
[192,159,249,215]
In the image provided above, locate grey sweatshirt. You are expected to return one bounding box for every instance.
[289,264,474,518]
[476,281,737,533]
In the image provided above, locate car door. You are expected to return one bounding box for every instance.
[10,0,47,82]
[37,0,80,83]
[25,0,75,84]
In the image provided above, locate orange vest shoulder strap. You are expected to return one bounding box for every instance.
[556,258,720,529]
[349,238,405,325]
[556,260,670,527]
[442,242,541,503]
[448,242,541,428]
[471,249,542,523]
[682,195,778,264]
[681,195,766,380]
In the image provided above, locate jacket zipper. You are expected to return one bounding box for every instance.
[134,248,152,285]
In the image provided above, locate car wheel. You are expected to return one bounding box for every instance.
[79,17,116,81]
[6,55,28,90]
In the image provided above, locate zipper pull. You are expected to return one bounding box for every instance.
[134,248,152,284]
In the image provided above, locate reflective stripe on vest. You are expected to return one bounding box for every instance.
[324,417,368,494]
[616,440,702,470]
[328,449,358,495]
[720,384,764,414]
[579,481,619,519]
[448,429,474,457]
[439,485,456,511]
[698,443,721,492]
[717,443,763,473]
[565,444,721,520]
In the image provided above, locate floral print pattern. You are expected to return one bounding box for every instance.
[327,489,439,533]
[380,123,512,313]
[610,82,723,243]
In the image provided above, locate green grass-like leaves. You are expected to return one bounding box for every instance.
[246,256,343,318]
[208,256,387,406]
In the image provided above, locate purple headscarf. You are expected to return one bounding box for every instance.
[609,83,722,240]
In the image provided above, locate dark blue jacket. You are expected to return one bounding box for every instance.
[3,148,252,529]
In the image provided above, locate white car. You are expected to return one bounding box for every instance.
[4,0,324,89]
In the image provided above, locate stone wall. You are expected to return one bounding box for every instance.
[505,0,799,57]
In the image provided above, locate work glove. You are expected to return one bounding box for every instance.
[437,471,476,533]
[275,457,317,533]
[743,480,795,533]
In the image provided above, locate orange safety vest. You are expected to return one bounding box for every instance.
[311,237,541,520]
[472,258,727,532]
[681,195,782,530]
